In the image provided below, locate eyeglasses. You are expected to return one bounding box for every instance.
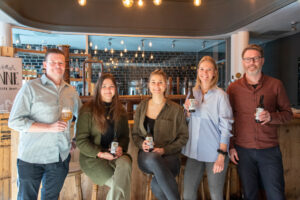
[46,61,65,67]
[242,56,262,63]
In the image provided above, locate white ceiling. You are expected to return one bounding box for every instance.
[1,1,300,51]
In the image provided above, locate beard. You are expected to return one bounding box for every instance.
[245,64,262,76]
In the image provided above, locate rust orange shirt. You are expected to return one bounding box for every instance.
[227,74,293,149]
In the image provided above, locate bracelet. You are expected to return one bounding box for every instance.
[217,149,228,156]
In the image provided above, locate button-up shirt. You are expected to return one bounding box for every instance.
[8,74,82,164]
[182,86,233,162]
[227,74,293,149]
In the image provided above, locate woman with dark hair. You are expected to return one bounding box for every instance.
[132,69,188,200]
[76,73,131,200]
[182,56,233,200]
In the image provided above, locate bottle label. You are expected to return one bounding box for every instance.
[110,141,118,155]
[189,99,197,111]
[146,136,154,149]
[255,108,264,121]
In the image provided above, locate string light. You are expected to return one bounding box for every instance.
[153,0,162,6]
[78,0,87,6]
[194,0,201,6]
[122,0,134,7]
[138,0,144,7]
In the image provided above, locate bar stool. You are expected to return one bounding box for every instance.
[91,183,99,200]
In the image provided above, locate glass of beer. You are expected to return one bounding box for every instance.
[61,107,73,122]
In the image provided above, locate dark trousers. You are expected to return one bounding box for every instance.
[17,154,70,200]
[138,150,181,200]
[236,146,285,200]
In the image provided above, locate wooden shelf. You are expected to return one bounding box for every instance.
[15,48,46,54]
[70,78,91,82]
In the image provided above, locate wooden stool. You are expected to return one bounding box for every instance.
[145,174,153,200]
[91,183,99,200]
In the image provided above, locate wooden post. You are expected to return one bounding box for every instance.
[58,45,70,84]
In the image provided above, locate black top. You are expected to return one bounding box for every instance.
[100,102,115,149]
[143,116,155,137]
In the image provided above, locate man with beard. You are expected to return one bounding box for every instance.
[227,44,292,200]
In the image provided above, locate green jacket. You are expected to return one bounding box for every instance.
[132,99,188,155]
[76,106,130,182]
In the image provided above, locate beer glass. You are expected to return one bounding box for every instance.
[61,107,73,122]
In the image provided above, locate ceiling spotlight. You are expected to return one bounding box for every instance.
[153,0,162,6]
[138,0,144,7]
[78,0,87,6]
[202,41,207,48]
[194,0,201,6]
[172,40,176,48]
[120,40,124,45]
[122,0,134,7]
[291,21,298,31]
[149,41,152,47]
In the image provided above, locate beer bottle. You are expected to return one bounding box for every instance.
[145,124,154,152]
[255,95,264,123]
[110,131,119,156]
[188,87,196,113]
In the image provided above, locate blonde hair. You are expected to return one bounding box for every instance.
[148,69,167,96]
[195,56,218,90]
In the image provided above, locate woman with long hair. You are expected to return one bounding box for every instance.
[76,73,131,200]
[182,56,233,200]
[132,69,188,200]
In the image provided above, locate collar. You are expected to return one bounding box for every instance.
[41,74,67,88]
[242,73,265,90]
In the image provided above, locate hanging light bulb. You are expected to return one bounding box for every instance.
[104,47,108,52]
[78,0,87,6]
[194,0,201,6]
[122,0,134,7]
[89,42,93,47]
[138,46,141,51]
[142,52,145,58]
[153,0,162,6]
[120,52,123,57]
[150,54,154,59]
[124,48,128,53]
[95,45,98,50]
[94,50,97,54]
[149,41,152,47]
[110,48,114,54]
[120,40,124,45]
[138,0,144,7]
[135,52,138,58]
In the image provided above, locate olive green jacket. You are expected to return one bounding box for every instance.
[132,99,188,155]
[76,106,129,161]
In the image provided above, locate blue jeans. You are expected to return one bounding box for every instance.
[138,150,181,200]
[236,145,285,200]
[17,154,70,200]
[183,157,229,200]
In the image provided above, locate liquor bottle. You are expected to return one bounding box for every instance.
[145,124,154,152]
[110,132,119,156]
[188,87,196,113]
[255,95,264,123]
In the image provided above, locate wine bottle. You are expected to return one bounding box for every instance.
[255,95,264,123]
[145,124,154,152]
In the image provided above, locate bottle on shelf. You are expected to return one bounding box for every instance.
[75,59,80,78]
[145,124,154,152]
[255,95,264,123]
[110,131,119,156]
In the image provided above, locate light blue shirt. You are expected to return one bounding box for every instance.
[182,86,233,162]
[8,74,82,164]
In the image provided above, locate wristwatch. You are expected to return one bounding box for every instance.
[217,149,228,156]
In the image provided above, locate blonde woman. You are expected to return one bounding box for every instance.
[132,69,188,200]
[182,56,233,200]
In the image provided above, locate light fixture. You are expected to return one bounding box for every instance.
[89,42,93,47]
[150,54,154,59]
[194,0,201,6]
[110,48,114,54]
[94,50,97,54]
[172,40,176,48]
[202,41,207,48]
[120,52,123,57]
[142,52,145,58]
[122,0,134,7]
[78,0,87,6]
[104,47,108,52]
[13,34,21,44]
[95,45,98,50]
[138,46,141,51]
[135,52,138,58]
[149,41,152,47]
[138,0,144,7]
[291,21,298,31]
[120,40,124,45]
[153,0,162,6]
[124,48,128,53]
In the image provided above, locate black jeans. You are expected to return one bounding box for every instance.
[138,150,180,200]
[17,154,70,200]
[236,146,285,200]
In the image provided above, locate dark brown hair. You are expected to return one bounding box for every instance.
[242,44,264,58]
[45,48,65,61]
[83,73,125,133]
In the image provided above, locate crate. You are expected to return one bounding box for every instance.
[0,113,11,146]
[0,46,14,57]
